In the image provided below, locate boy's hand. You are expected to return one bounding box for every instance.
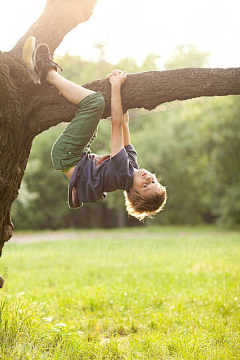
[107,69,127,86]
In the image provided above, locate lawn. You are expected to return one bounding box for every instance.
[0,226,239,359]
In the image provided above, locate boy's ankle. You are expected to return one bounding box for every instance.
[47,68,56,84]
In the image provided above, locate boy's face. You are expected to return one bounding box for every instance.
[132,169,161,196]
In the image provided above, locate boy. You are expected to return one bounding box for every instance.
[22,37,167,221]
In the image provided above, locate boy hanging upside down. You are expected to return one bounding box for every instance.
[22,36,167,221]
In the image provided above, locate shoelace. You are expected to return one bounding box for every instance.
[51,61,64,72]
[36,57,64,72]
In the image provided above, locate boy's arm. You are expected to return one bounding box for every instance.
[122,111,131,146]
[110,83,124,157]
[108,70,127,157]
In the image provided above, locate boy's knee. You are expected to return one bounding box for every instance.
[95,92,105,112]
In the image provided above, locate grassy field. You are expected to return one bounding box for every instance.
[0,226,239,359]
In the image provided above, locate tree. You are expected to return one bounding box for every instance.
[0,0,240,287]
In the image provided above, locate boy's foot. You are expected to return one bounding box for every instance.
[22,36,36,71]
[33,43,63,87]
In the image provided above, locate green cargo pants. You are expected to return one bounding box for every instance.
[51,91,105,171]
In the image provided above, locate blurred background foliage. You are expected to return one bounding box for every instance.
[12,44,240,229]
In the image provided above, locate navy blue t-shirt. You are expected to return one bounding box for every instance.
[68,145,138,209]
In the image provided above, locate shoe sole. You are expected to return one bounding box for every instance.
[22,36,36,71]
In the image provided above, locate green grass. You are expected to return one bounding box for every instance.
[0,226,239,359]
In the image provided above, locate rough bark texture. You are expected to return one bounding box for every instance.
[0,52,36,259]
[0,0,99,287]
[28,67,240,136]
[0,0,240,287]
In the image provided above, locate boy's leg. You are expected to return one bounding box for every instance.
[47,67,105,171]
[51,91,105,171]
[47,68,95,105]
[31,41,95,104]
[25,42,105,172]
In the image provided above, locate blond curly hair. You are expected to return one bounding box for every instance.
[124,185,167,221]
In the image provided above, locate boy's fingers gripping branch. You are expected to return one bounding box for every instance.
[108,69,127,86]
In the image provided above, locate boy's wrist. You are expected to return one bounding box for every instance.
[111,83,121,89]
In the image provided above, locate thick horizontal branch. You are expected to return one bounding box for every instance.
[29,67,240,135]
[9,0,98,58]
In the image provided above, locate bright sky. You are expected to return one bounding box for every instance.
[1,0,240,67]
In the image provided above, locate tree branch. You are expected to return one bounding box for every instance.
[28,67,240,135]
[9,0,98,58]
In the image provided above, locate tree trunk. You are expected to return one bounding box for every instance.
[116,209,126,228]
[0,52,36,260]
[0,0,240,287]
[10,0,98,58]
[0,0,99,287]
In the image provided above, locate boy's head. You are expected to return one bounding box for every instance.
[124,169,167,221]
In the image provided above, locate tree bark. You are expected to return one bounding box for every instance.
[0,52,36,267]
[27,67,240,136]
[0,0,240,287]
[10,0,98,57]
[0,0,99,287]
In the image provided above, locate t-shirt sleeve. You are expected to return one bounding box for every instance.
[109,147,135,190]
[124,144,139,169]
[110,148,129,170]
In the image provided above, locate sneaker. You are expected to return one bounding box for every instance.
[22,36,36,71]
[33,43,63,87]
